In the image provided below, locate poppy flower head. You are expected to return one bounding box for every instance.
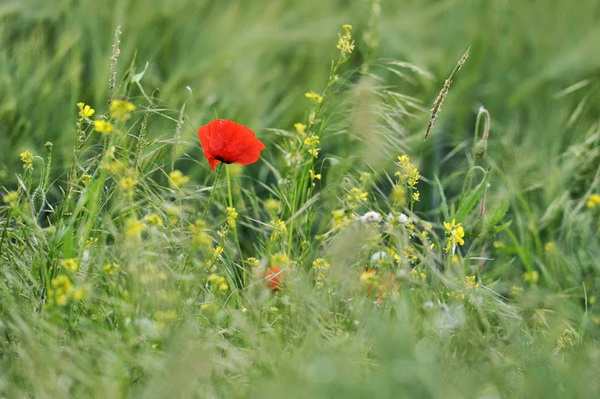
[265,266,284,291]
[198,119,266,170]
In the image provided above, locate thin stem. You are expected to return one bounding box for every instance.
[202,163,223,220]
[225,165,245,287]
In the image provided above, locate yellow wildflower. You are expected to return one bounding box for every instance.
[305,92,324,103]
[77,102,95,119]
[124,217,145,237]
[72,288,85,301]
[50,275,73,306]
[359,171,372,185]
[60,258,78,272]
[396,155,420,189]
[19,150,34,170]
[264,198,282,214]
[294,122,307,136]
[444,219,465,254]
[586,194,600,209]
[169,170,190,189]
[2,191,19,205]
[146,214,163,226]
[246,257,260,267]
[336,24,355,57]
[347,187,368,203]
[309,169,321,181]
[523,270,539,284]
[212,246,224,257]
[94,120,114,135]
[119,177,137,191]
[226,207,238,227]
[109,99,136,120]
[81,174,92,185]
[465,275,480,288]
[307,148,320,158]
[103,263,120,275]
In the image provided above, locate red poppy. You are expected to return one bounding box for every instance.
[197,119,266,170]
[265,266,284,291]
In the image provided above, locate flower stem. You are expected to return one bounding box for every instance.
[225,165,245,287]
[202,163,223,220]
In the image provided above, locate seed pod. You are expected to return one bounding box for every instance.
[473,139,488,159]
[32,186,45,214]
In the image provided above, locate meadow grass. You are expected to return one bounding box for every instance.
[1,0,600,397]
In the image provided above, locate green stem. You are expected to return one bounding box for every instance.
[225,165,245,287]
[202,163,224,220]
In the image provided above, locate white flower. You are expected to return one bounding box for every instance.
[389,213,409,224]
[370,251,389,263]
[361,211,382,224]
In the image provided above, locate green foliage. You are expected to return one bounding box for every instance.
[1,0,600,397]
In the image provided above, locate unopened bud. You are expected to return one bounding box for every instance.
[473,139,488,159]
[32,186,46,214]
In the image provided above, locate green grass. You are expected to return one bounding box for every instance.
[1,0,600,397]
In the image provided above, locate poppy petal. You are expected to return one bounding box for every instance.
[198,119,265,170]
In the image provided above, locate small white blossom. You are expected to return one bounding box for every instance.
[370,251,389,263]
[361,211,382,224]
[397,213,409,224]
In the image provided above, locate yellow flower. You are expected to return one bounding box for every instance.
[443,219,465,253]
[264,199,281,214]
[77,102,95,119]
[226,207,238,227]
[169,170,190,189]
[359,171,372,185]
[2,191,19,205]
[119,177,137,191]
[465,275,480,288]
[270,219,287,241]
[50,275,74,306]
[586,194,600,209]
[207,274,226,285]
[336,24,355,57]
[312,258,330,269]
[124,217,146,237]
[19,150,34,170]
[212,246,224,257]
[396,155,420,189]
[307,148,320,158]
[309,169,321,181]
[103,263,120,275]
[72,288,85,301]
[146,214,163,226]
[305,92,324,103]
[246,257,260,267]
[60,258,78,272]
[81,174,92,185]
[523,270,539,284]
[94,120,114,135]
[294,123,307,136]
[109,99,136,120]
[347,187,368,203]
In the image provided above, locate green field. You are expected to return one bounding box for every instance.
[1,0,600,397]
